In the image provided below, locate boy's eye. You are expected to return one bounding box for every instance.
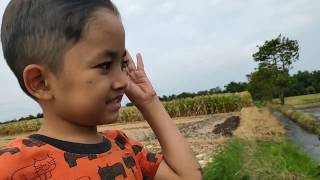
[121,60,129,70]
[97,60,129,72]
[98,62,112,71]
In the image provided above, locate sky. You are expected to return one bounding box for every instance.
[0,0,319,122]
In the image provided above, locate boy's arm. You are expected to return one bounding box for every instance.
[124,52,202,180]
[138,97,202,180]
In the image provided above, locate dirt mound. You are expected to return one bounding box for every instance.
[177,116,225,139]
[212,116,240,136]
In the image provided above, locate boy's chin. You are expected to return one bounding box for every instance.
[98,117,119,125]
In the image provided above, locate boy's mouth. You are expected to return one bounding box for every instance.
[106,94,123,111]
[107,94,123,104]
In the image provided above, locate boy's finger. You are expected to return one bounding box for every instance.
[136,53,144,70]
[125,68,130,75]
[126,50,136,71]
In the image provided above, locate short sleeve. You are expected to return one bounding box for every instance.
[0,137,40,179]
[114,130,163,180]
[0,146,19,179]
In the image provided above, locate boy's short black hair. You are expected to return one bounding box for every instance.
[1,0,120,100]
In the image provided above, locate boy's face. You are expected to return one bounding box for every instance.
[48,10,127,126]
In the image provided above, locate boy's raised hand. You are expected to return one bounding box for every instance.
[124,51,202,180]
[124,51,158,109]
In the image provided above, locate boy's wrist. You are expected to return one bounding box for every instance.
[136,95,162,114]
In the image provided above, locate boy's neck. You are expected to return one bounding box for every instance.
[37,115,103,144]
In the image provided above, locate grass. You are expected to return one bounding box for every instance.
[203,138,320,180]
[203,138,249,180]
[273,93,320,107]
[251,140,319,179]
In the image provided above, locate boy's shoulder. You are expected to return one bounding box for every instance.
[0,136,54,179]
[0,135,47,157]
[0,135,50,161]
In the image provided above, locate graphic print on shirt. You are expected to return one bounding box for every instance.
[11,153,56,180]
[0,147,20,156]
[98,162,127,180]
[22,139,46,148]
[64,152,98,168]
[122,156,136,173]
[115,135,127,150]
[131,145,143,155]
[146,152,158,163]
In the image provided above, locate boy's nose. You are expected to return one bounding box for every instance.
[111,68,128,90]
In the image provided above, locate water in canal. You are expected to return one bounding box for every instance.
[273,107,320,163]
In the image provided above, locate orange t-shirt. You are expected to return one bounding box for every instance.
[0,130,163,180]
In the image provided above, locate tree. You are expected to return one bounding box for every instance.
[247,67,274,101]
[177,92,195,99]
[224,82,248,93]
[36,113,44,118]
[252,34,299,104]
[209,87,222,94]
[197,90,209,96]
[126,102,134,107]
[161,95,169,101]
[311,71,320,92]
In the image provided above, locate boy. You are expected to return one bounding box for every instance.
[0,0,202,179]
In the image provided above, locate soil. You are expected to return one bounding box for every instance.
[212,116,240,136]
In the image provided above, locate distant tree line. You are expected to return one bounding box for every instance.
[286,70,320,96]
[245,70,320,101]
[0,113,43,125]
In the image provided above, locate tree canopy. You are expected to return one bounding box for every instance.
[250,34,299,104]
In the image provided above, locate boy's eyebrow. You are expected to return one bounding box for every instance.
[103,50,126,59]
[92,49,127,64]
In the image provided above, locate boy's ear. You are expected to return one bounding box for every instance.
[23,64,53,101]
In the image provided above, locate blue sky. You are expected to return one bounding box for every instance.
[0,0,319,122]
